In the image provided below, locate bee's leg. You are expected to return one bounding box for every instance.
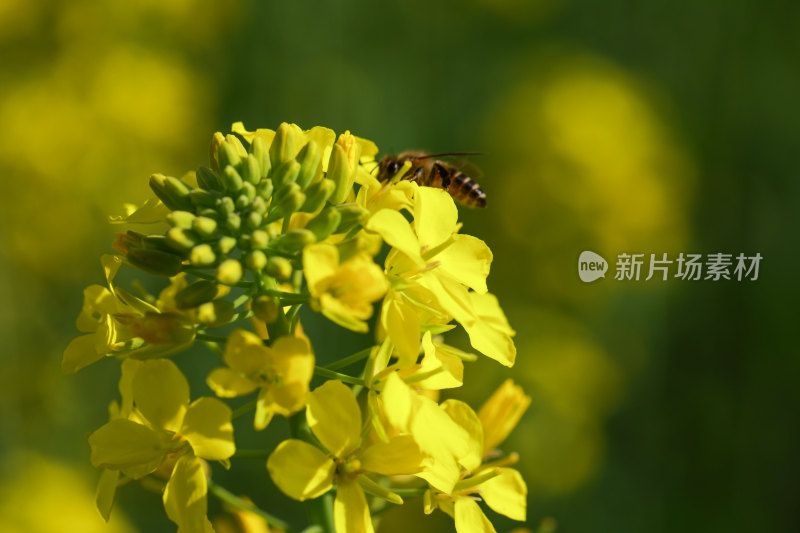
[405,166,425,182]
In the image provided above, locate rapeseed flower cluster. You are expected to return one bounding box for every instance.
[65,123,530,533]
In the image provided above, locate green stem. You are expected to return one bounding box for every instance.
[196,333,228,343]
[313,366,365,386]
[207,479,293,532]
[231,399,257,420]
[324,346,374,371]
[233,449,271,460]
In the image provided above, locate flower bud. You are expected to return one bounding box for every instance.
[265,256,293,280]
[221,165,244,192]
[240,154,262,185]
[217,141,241,171]
[217,236,237,254]
[271,160,301,190]
[245,250,268,271]
[295,140,321,190]
[304,206,342,242]
[256,179,274,201]
[165,227,197,252]
[210,132,226,171]
[175,280,218,309]
[244,211,263,232]
[274,183,306,218]
[142,235,177,254]
[250,135,271,179]
[250,196,267,216]
[251,229,269,249]
[334,204,370,233]
[150,174,192,211]
[190,244,217,267]
[252,294,279,323]
[167,210,195,229]
[299,179,335,213]
[196,166,221,191]
[198,300,235,328]
[327,133,361,205]
[131,312,195,344]
[189,189,220,208]
[269,122,299,167]
[126,247,183,276]
[225,213,242,233]
[241,181,256,201]
[216,259,243,285]
[217,196,235,217]
[192,216,218,238]
[271,229,316,253]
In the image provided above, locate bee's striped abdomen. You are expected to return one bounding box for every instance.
[448,171,486,208]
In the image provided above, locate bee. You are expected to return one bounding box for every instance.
[376,151,487,208]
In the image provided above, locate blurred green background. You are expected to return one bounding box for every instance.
[1,0,798,532]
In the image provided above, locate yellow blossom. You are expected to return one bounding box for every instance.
[478,379,531,454]
[207,329,314,430]
[267,380,426,533]
[303,243,388,333]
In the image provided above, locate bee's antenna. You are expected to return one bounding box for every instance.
[416,151,487,159]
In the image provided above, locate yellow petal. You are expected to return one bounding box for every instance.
[480,468,527,522]
[414,186,458,248]
[132,359,189,432]
[307,380,362,458]
[101,254,123,287]
[163,454,209,533]
[303,243,340,296]
[441,399,483,473]
[365,209,424,266]
[96,468,119,521]
[223,329,271,374]
[88,419,166,478]
[414,332,464,390]
[76,285,118,332]
[254,387,275,431]
[180,397,235,461]
[359,435,426,476]
[435,234,492,293]
[454,498,497,533]
[206,367,258,398]
[478,380,531,453]
[62,334,103,374]
[118,358,142,418]
[465,292,516,367]
[267,439,335,501]
[381,296,421,368]
[334,478,374,533]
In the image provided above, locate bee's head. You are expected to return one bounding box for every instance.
[377,155,402,181]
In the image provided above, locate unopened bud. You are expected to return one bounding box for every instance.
[196,166,221,191]
[217,196,235,217]
[142,235,176,254]
[221,165,244,192]
[250,196,267,216]
[296,140,321,190]
[327,144,354,204]
[127,247,183,276]
[265,256,293,280]
[210,132,226,171]
[272,229,316,253]
[131,312,194,344]
[240,154,262,185]
[245,250,268,271]
[305,206,342,242]
[175,280,218,309]
[190,244,217,267]
[217,141,241,171]
[244,211,263,232]
[270,122,298,167]
[216,259,243,285]
[252,294,279,323]
[225,213,242,232]
[217,236,237,255]
[189,189,220,208]
[167,211,195,229]
[192,216,218,238]
[241,181,256,201]
[150,174,192,211]
[251,229,269,249]
[256,179,274,201]
[300,179,335,213]
[198,300,235,328]
[274,182,306,217]
[165,227,197,252]
[334,204,370,233]
[271,160,300,190]
[250,136,271,179]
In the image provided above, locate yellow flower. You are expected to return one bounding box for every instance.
[206,329,314,430]
[478,379,531,454]
[62,255,196,374]
[89,359,234,532]
[423,396,528,533]
[303,243,388,333]
[267,380,426,533]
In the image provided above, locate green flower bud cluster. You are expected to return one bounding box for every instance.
[144,123,369,286]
